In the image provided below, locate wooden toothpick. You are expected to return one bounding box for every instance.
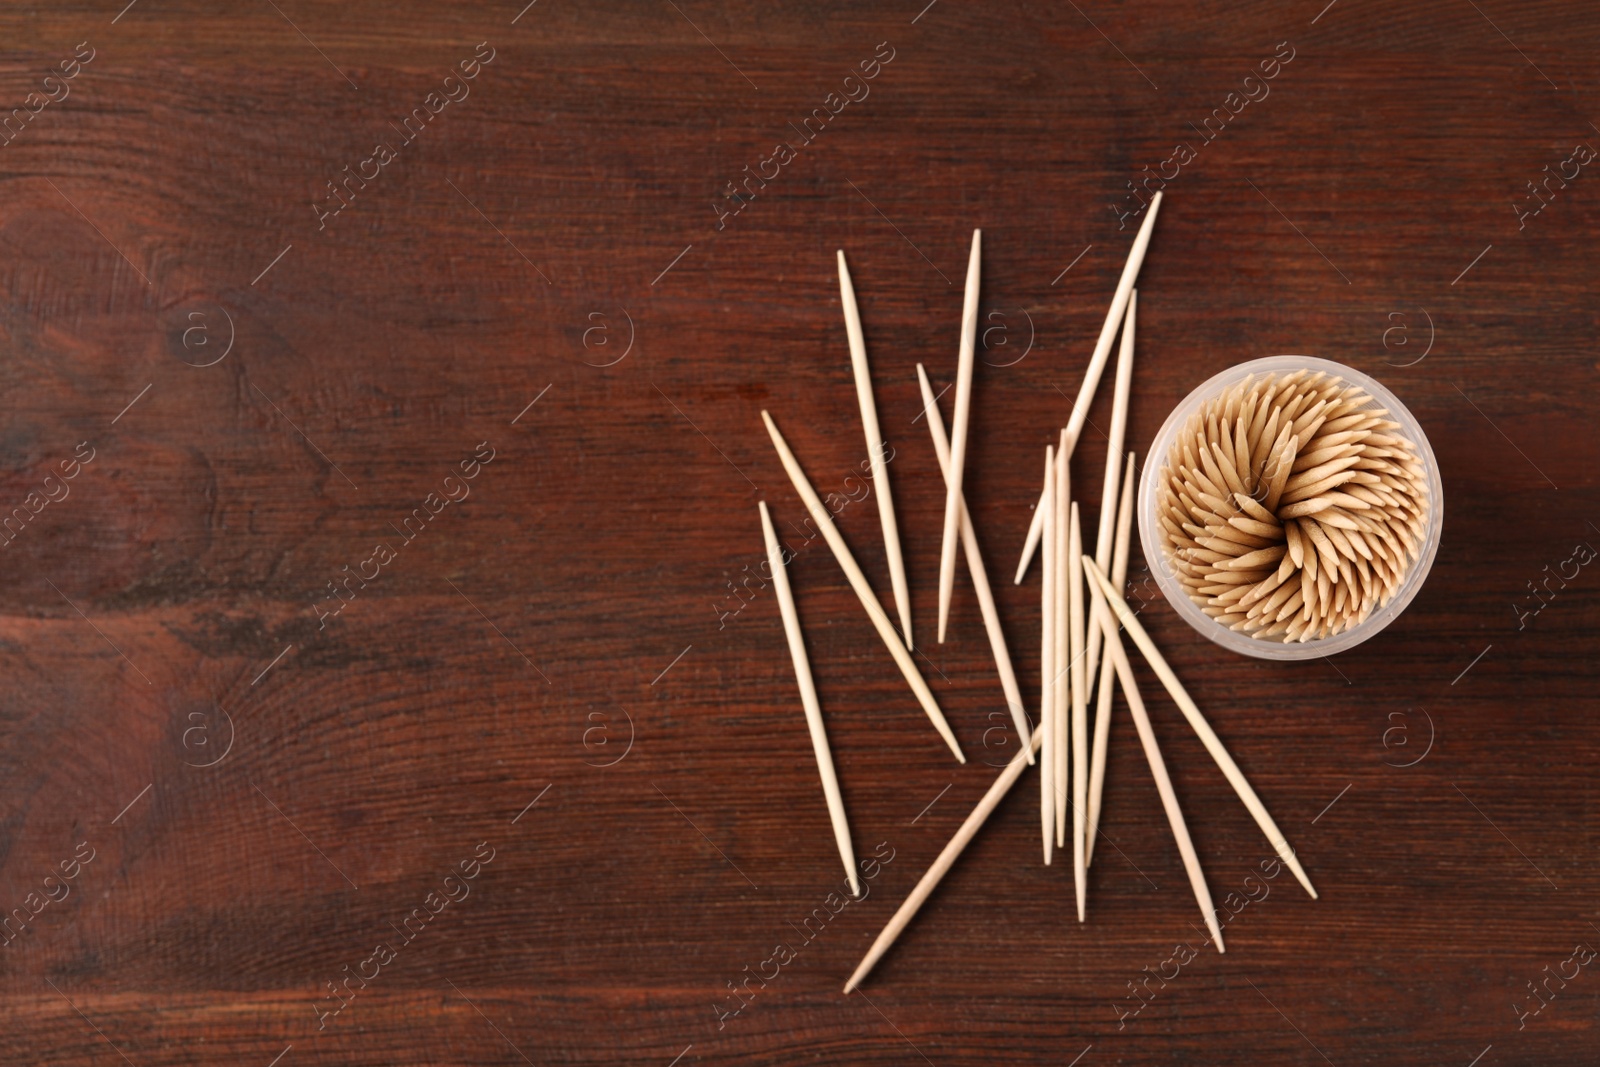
[1015,193,1163,583]
[917,364,1031,763]
[838,250,913,650]
[937,229,983,642]
[1040,445,1056,863]
[1081,556,1317,898]
[1053,430,1070,851]
[1081,289,1138,699]
[1086,452,1136,866]
[1086,569,1225,950]
[762,411,965,763]
[1069,501,1088,922]
[844,731,1043,993]
[759,501,860,897]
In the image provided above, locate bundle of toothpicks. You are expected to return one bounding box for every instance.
[756,191,1317,995]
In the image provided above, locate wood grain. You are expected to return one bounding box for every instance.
[1,1,1597,1064]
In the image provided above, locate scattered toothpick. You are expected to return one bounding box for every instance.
[838,250,914,650]
[844,731,1043,993]
[1069,502,1088,921]
[1086,452,1136,866]
[1015,194,1163,583]
[1081,289,1138,701]
[1053,429,1070,853]
[1081,556,1317,898]
[937,229,983,643]
[916,364,1031,763]
[1085,566,1224,950]
[1040,445,1056,863]
[759,501,860,896]
[762,411,965,763]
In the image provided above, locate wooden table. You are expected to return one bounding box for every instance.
[2,2,1596,1063]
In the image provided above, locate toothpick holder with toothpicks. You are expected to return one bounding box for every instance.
[1139,355,1443,659]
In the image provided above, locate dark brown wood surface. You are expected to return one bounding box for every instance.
[1,1,1597,1064]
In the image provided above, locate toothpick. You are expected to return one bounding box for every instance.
[1081,289,1137,699]
[937,229,983,642]
[1086,572,1225,950]
[760,501,860,897]
[762,411,965,763]
[839,250,913,650]
[844,730,1043,993]
[1081,556,1316,898]
[917,364,1031,763]
[1040,445,1056,864]
[1069,502,1088,921]
[1018,453,1058,586]
[1053,430,1070,851]
[1015,193,1163,583]
[1086,452,1136,866]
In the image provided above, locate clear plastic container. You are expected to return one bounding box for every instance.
[1137,355,1443,660]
